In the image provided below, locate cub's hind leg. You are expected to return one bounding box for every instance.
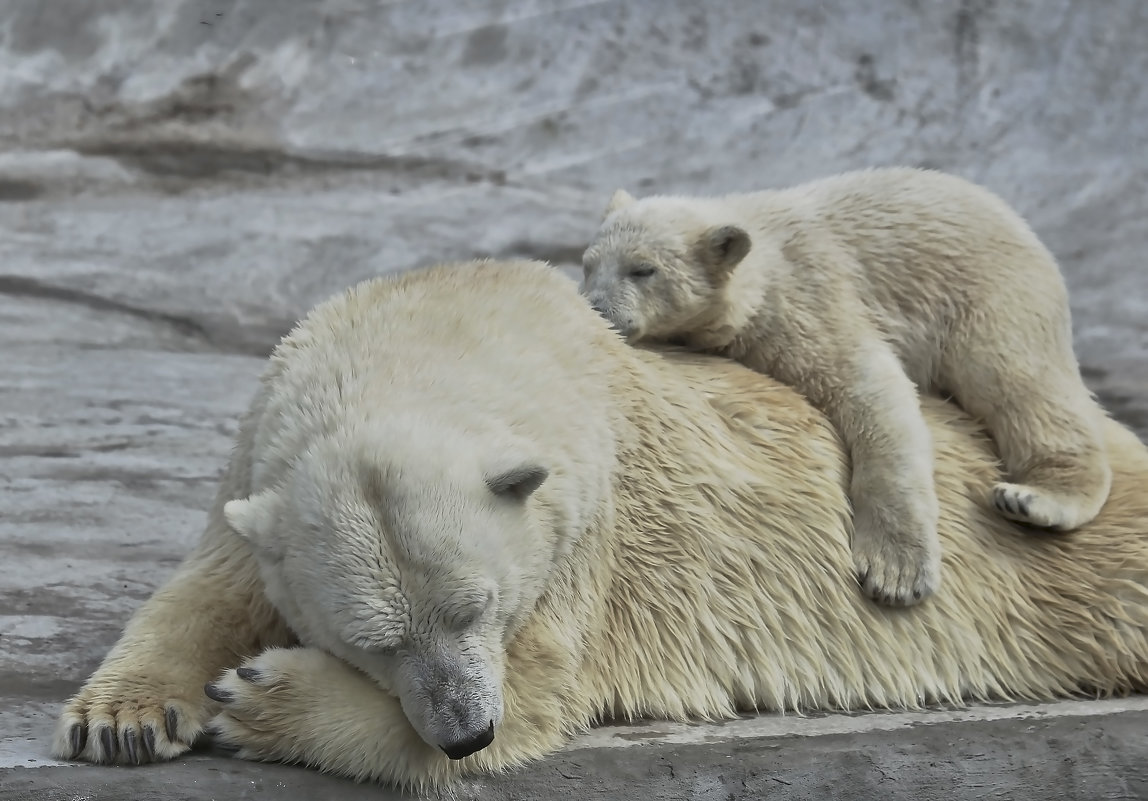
[944,352,1111,531]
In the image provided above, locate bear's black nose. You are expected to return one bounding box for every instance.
[440,721,495,760]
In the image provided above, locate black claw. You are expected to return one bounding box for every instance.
[123,729,140,765]
[68,723,87,758]
[204,682,233,703]
[212,738,240,757]
[1016,495,1031,516]
[993,490,1012,514]
[98,726,116,762]
[164,706,180,744]
[142,726,157,761]
[857,569,870,587]
[236,667,261,683]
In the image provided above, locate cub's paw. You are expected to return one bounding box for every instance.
[851,497,941,607]
[992,482,1076,531]
[853,541,940,607]
[52,680,211,765]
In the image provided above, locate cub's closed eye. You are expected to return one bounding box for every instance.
[629,265,656,279]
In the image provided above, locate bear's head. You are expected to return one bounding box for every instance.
[222,416,562,761]
[580,188,752,343]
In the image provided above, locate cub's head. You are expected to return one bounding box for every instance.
[223,419,562,762]
[580,188,752,342]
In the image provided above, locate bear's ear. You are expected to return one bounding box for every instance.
[696,225,752,280]
[602,188,637,220]
[223,489,282,555]
[486,464,549,501]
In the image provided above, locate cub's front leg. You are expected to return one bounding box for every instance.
[52,523,292,765]
[813,341,942,606]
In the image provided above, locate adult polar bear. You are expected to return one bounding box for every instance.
[54,259,1148,789]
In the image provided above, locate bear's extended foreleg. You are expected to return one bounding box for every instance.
[52,527,291,765]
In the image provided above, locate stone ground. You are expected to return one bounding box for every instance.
[0,1,1145,798]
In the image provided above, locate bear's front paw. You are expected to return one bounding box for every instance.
[851,496,941,607]
[205,648,310,764]
[208,648,484,787]
[205,646,376,767]
[52,679,211,765]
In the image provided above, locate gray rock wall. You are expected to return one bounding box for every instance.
[1,1,1144,412]
[1,0,1145,787]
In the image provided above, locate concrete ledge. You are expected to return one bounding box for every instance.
[2,699,1146,800]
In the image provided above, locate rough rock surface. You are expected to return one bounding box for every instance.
[1,0,1145,796]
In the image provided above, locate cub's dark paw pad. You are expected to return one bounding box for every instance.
[993,486,1033,518]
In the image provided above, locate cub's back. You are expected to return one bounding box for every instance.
[738,167,1070,370]
[782,167,1063,302]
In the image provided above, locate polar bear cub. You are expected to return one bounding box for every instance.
[580,166,1111,607]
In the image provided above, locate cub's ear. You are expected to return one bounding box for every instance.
[223,489,282,556]
[696,225,752,280]
[486,464,549,501]
[602,188,637,220]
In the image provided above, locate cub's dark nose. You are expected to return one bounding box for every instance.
[440,721,495,760]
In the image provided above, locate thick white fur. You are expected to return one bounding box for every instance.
[53,260,1148,791]
[582,167,1113,606]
